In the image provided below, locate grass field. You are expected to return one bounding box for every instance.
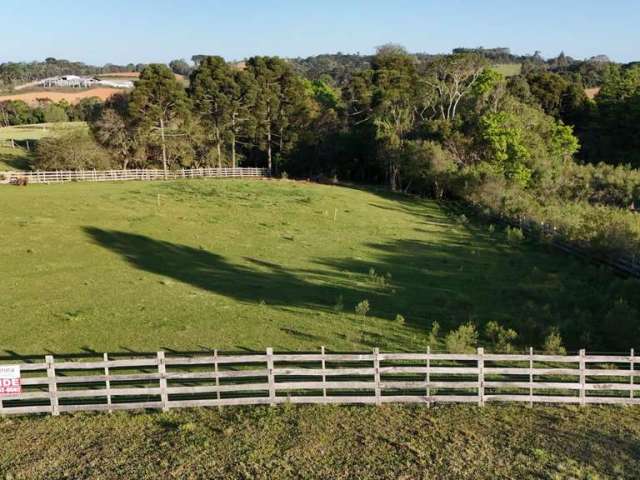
[1,404,639,479]
[0,178,638,356]
[493,63,522,76]
[0,121,87,171]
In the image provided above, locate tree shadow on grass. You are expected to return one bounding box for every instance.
[83,221,640,352]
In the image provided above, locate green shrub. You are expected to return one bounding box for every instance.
[543,328,567,355]
[395,314,405,326]
[355,300,370,317]
[484,321,518,352]
[444,322,478,353]
[505,226,525,243]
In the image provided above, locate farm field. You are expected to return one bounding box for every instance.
[1,404,639,479]
[0,178,638,356]
[0,121,87,170]
[0,87,126,105]
[492,63,522,76]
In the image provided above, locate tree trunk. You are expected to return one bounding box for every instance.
[215,126,222,169]
[159,117,168,179]
[231,113,237,168]
[267,122,272,173]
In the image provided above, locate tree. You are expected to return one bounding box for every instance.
[370,45,419,189]
[169,58,192,76]
[188,56,236,168]
[245,57,310,173]
[128,64,190,176]
[425,53,487,121]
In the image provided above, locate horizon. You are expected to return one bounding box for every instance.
[1,0,638,65]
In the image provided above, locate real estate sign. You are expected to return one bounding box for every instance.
[0,365,21,395]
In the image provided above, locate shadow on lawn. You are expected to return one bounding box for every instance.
[83,226,528,333]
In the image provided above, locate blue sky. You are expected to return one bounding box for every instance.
[1,0,638,64]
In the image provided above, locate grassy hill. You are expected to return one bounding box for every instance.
[0,178,637,355]
[1,178,639,479]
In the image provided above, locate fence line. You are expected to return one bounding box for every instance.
[0,167,269,185]
[0,348,638,416]
[445,201,640,278]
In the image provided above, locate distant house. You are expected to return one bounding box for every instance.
[38,76,134,89]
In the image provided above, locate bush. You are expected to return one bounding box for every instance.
[484,321,518,352]
[505,226,525,243]
[355,300,370,317]
[444,323,478,353]
[543,328,567,355]
[395,314,405,326]
[34,130,114,170]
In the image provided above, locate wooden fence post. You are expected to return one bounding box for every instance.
[45,355,59,416]
[321,346,327,399]
[579,349,586,406]
[631,348,635,403]
[373,348,381,405]
[157,352,169,411]
[266,348,276,406]
[426,346,431,406]
[214,349,222,409]
[529,347,534,408]
[104,353,112,413]
[477,347,485,407]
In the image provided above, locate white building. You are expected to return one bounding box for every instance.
[38,76,134,89]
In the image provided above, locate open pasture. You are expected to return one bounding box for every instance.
[0,179,637,355]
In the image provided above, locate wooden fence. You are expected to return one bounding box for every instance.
[0,348,638,416]
[0,167,269,185]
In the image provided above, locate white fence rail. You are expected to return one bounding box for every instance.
[0,167,269,185]
[0,348,637,416]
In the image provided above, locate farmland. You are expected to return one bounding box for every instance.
[0,179,638,355]
[0,87,127,105]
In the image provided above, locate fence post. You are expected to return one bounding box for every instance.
[373,348,381,405]
[45,355,59,416]
[477,347,485,407]
[579,349,586,406]
[321,346,327,399]
[266,348,276,406]
[426,346,431,406]
[104,353,112,413]
[631,348,635,403]
[529,347,534,407]
[214,349,222,409]
[157,351,169,411]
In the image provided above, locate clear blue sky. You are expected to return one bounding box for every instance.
[1,0,638,65]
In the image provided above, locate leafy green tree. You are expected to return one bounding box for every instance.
[128,64,190,176]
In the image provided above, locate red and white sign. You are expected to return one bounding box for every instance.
[0,365,21,395]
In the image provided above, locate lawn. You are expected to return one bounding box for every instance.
[0,121,87,171]
[1,404,639,479]
[0,178,638,356]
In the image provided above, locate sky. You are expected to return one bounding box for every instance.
[1,0,638,65]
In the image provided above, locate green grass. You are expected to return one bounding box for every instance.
[0,122,87,171]
[1,404,639,479]
[493,63,522,77]
[0,179,638,355]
